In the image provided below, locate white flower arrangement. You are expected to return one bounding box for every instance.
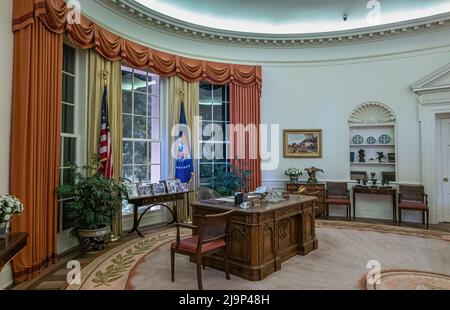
[285,168,303,177]
[0,194,24,223]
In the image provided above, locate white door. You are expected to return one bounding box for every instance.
[441,118,450,222]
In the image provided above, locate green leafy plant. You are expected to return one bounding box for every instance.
[211,164,251,196]
[58,155,127,238]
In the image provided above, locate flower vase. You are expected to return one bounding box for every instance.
[289,175,299,182]
[0,222,8,235]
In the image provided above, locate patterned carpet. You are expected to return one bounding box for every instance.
[64,221,450,290]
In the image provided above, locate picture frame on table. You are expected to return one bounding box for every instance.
[137,184,153,197]
[283,129,322,158]
[151,183,166,195]
[124,181,139,199]
[166,179,183,193]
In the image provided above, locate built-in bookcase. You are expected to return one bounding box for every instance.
[348,103,397,184]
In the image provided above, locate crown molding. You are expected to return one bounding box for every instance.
[98,0,450,48]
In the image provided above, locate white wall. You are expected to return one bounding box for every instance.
[0,0,14,289]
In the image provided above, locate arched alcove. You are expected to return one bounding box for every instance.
[348,102,397,185]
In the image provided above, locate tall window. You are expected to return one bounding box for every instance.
[121,67,161,184]
[198,82,230,186]
[59,44,77,232]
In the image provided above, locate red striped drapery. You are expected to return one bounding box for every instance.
[229,84,262,192]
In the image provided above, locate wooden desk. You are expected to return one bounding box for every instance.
[191,195,318,281]
[286,182,326,217]
[127,191,190,237]
[352,186,397,221]
[0,232,28,271]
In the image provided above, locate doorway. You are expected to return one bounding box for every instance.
[439,117,450,223]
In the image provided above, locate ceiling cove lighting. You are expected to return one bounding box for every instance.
[135,0,450,34]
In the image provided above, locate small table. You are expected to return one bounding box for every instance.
[0,232,28,271]
[127,191,191,238]
[352,186,397,222]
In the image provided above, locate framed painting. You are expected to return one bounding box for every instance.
[283,129,322,158]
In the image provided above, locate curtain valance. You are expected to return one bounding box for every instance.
[13,0,262,91]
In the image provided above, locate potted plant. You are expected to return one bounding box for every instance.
[58,156,126,254]
[285,168,303,182]
[211,164,252,196]
[0,195,24,235]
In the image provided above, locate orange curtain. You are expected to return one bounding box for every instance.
[230,84,262,192]
[13,0,262,90]
[10,14,63,281]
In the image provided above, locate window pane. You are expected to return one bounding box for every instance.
[62,200,75,231]
[134,141,148,165]
[213,143,226,161]
[121,68,133,91]
[62,104,74,134]
[122,165,134,181]
[200,82,212,102]
[212,122,226,142]
[151,142,161,164]
[122,90,132,114]
[134,93,147,116]
[150,165,160,183]
[63,137,76,166]
[63,45,75,74]
[133,116,146,138]
[213,103,225,122]
[62,168,74,185]
[201,122,213,141]
[123,141,133,164]
[213,85,225,103]
[200,164,213,184]
[134,70,147,93]
[134,165,148,183]
[200,143,213,160]
[150,118,160,140]
[123,114,132,138]
[199,104,212,120]
[148,74,160,96]
[149,95,160,117]
[62,74,75,104]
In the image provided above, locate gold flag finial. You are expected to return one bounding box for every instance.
[177,88,184,102]
[101,69,109,86]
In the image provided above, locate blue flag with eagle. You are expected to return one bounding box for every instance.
[175,101,193,183]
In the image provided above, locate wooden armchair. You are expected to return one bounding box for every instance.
[325,182,351,220]
[398,185,429,229]
[170,210,234,290]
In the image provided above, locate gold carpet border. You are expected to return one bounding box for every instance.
[316,220,450,242]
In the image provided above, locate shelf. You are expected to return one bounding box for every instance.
[350,162,396,166]
[349,123,395,128]
[350,144,395,147]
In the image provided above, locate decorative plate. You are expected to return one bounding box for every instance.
[352,135,364,144]
[366,136,377,144]
[379,134,391,144]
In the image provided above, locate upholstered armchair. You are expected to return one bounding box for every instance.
[196,187,222,200]
[325,182,352,220]
[170,210,234,290]
[398,185,429,229]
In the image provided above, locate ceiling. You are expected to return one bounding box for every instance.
[133,0,450,34]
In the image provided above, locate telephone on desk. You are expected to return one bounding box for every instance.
[250,186,269,199]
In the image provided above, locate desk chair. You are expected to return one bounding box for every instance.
[325,182,352,220]
[398,185,429,229]
[196,187,222,200]
[171,210,234,290]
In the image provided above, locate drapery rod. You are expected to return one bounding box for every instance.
[101,69,109,86]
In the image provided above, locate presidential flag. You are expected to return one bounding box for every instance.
[98,86,113,178]
[175,101,193,183]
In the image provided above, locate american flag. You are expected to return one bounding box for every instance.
[98,86,113,178]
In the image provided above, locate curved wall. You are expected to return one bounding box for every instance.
[80,0,450,220]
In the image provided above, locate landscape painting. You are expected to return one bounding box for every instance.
[284,129,322,158]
